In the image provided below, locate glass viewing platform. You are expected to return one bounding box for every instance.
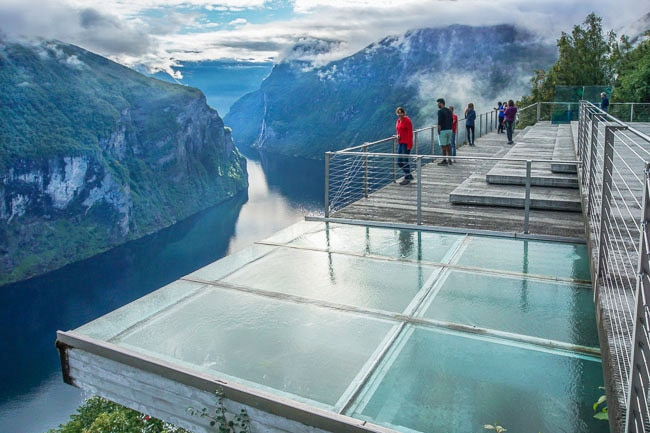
[57,220,606,433]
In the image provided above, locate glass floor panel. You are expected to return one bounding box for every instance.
[454,236,591,281]
[421,269,599,347]
[283,223,465,263]
[222,247,440,314]
[70,221,604,433]
[111,286,397,408]
[347,325,605,433]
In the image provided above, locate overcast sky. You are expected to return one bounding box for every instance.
[0,0,646,76]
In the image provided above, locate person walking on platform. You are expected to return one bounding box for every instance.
[504,99,517,144]
[395,106,414,185]
[464,102,476,146]
[450,106,458,162]
[437,98,453,165]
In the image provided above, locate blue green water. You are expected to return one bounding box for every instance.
[0,154,323,433]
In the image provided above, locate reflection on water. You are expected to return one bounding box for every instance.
[0,153,322,433]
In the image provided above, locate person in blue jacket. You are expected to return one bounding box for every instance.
[464,102,476,146]
[600,92,609,112]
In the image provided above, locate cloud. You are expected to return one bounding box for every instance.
[0,0,153,57]
[229,18,248,26]
[0,0,646,74]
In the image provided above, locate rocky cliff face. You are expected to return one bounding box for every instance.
[224,24,558,159]
[0,39,248,285]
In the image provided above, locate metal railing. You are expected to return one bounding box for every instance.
[577,101,650,433]
[518,102,650,126]
[324,107,500,215]
[325,149,573,233]
[324,104,582,233]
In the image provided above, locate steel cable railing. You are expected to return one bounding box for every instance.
[578,101,650,433]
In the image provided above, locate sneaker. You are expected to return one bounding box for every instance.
[399,179,410,185]
[447,159,453,165]
[437,160,448,166]
[507,141,514,145]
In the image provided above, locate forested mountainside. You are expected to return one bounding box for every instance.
[0,39,248,286]
[224,24,558,159]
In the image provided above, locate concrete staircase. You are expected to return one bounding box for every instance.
[449,123,582,212]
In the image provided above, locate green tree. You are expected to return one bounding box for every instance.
[612,31,650,102]
[520,12,621,106]
[549,12,615,87]
[46,396,190,433]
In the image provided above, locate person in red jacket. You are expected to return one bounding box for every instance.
[395,106,414,185]
[450,106,458,162]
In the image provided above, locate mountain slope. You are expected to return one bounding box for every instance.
[224,24,557,159]
[0,39,248,285]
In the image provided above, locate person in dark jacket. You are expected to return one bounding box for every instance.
[464,103,476,146]
[600,92,610,112]
[504,99,517,144]
[437,98,453,165]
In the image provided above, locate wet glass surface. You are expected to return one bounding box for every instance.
[454,236,591,281]
[72,221,603,433]
[421,270,599,347]
[112,286,396,408]
[347,325,607,433]
[223,247,439,313]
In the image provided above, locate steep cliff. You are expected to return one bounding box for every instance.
[0,39,248,286]
[224,24,558,159]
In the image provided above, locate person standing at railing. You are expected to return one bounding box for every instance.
[395,106,414,185]
[464,102,476,146]
[600,92,609,112]
[495,101,505,133]
[450,106,458,162]
[437,98,454,165]
[504,99,517,145]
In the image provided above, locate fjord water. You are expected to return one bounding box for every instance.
[0,153,324,433]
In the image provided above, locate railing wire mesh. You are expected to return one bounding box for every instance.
[577,101,650,433]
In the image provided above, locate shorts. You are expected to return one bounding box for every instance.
[439,129,452,146]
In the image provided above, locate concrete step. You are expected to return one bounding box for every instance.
[551,124,578,174]
[486,163,579,188]
[485,123,578,188]
[449,174,582,212]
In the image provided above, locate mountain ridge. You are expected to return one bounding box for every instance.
[0,39,248,285]
[224,24,558,159]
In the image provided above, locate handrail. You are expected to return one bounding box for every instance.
[325,145,581,231]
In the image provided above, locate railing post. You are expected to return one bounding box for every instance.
[587,113,602,216]
[631,103,635,123]
[363,144,369,198]
[537,102,541,122]
[524,160,532,234]
[430,126,435,156]
[596,126,626,298]
[393,137,397,183]
[624,162,650,433]
[416,157,422,225]
[577,103,584,158]
[413,130,418,155]
[324,152,331,217]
